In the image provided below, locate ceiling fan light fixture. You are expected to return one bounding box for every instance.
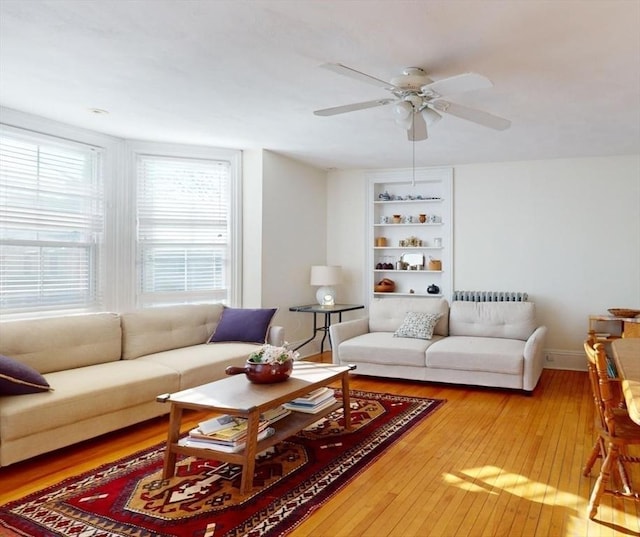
[393,101,413,120]
[421,107,442,127]
[393,101,414,130]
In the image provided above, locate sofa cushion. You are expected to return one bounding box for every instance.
[394,312,442,340]
[0,354,52,395]
[0,313,122,374]
[369,297,449,336]
[121,304,224,360]
[208,307,277,344]
[140,342,261,389]
[339,332,443,367]
[448,301,536,341]
[426,336,524,375]
[0,360,179,441]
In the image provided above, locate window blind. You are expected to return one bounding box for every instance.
[0,132,103,313]
[136,154,231,306]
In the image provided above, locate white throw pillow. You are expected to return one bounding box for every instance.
[393,312,442,340]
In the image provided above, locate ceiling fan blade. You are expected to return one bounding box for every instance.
[407,111,428,141]
[320,63,396,90]
[421,73,493,98]
[314,98,395,116]
[430,100,511,130]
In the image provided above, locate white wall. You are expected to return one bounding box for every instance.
[242,149,264,307]
[328,155,640,368]
[326,169,367,304]
[243,150,329,355]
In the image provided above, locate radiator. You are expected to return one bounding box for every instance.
[452,291,528,302]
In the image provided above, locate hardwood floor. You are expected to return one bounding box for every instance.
[1,359,639,537]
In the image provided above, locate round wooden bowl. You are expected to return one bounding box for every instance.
[374,278,395,292]
[608,308,640,318]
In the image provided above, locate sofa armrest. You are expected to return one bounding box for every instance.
[268,325,285,347]
[329,317,370,364]
[522,325,548,392]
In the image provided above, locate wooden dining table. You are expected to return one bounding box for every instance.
[611,338,640,425]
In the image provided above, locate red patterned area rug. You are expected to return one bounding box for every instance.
[0,390,444,537]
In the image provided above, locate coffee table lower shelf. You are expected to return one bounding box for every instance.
[170,401,343,465]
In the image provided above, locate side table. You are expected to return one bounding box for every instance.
[289,304,365,354]
[589,314,640,340]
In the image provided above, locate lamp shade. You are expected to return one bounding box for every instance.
[310,265,342,305]
[310,265,342,286]
[393,101,414,130]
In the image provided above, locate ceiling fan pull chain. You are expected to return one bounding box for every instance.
[412,122,416,187]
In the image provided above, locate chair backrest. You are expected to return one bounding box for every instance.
[585,339,619,437]
[584,339,607,432]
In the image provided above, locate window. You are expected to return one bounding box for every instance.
[0,114,242,318]
[135,151,239,307]
[0,128,103,314]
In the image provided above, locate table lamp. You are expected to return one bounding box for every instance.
[310,265,342,306]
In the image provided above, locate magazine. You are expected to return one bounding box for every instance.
[179,427,276,453]
[283,396,337,414]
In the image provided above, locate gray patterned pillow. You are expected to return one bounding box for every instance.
[393,312,442,340]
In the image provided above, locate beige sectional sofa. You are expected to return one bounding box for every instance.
[0,304,283,466]
[330,297,547,393]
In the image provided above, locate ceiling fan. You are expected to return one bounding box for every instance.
[313,63,511,141]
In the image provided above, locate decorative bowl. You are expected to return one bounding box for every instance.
[225,358,293,384]
[608,308,640,318]
[374,278,395,293]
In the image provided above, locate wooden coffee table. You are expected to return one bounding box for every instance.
[156,361,354,495]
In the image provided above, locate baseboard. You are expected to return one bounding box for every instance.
[543,349,587,371]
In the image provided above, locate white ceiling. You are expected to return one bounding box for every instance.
[1,0,639,170]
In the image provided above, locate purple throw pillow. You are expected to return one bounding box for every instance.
[208,307,277,344]
[0,354,52,395]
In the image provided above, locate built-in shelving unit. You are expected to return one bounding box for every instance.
[366,168,453,300]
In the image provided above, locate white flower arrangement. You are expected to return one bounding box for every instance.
[248,343,299,364]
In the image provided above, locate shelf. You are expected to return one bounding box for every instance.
[173,401,343,459]
[257,401,342,447]
[374,199,442,204]
[589,314,640,339]
[374,223,443,227]
[374,246,442,250]
[374,292,443,297]
[367,169,453,302]
[374,269,443,273]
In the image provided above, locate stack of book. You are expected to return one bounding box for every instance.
[283,387,337,413]
[260,405,291,424]
[178,406,291,453]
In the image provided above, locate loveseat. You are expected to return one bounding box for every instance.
[0,304,284,466]
[329,297,547,393]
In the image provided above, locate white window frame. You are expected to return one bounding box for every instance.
[0,117,117,319]
[0,109,242,319]
[126,141,242,309]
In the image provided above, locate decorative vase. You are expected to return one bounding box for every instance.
[225,358,293,384]
[418,214,426,223]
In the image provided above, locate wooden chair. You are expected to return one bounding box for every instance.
[584,339,640,519]
[582,332,626,478]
